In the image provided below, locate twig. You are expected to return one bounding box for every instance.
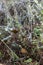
[1,40,19,60]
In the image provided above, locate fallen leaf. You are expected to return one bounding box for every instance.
[20,48,28,54]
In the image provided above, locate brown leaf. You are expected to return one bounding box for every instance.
[20,48,28,54]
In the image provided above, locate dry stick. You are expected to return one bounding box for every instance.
[1,40,24,64]
[1,40,25,64]
[1,40,19,60]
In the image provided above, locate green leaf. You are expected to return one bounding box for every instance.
[41,10,43,15]
[24,58,32,63]
[0,52,3,58]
